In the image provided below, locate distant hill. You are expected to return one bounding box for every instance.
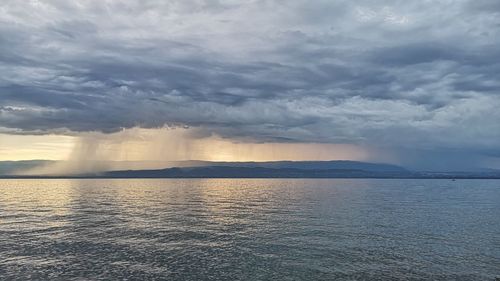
[97,160,411,178]
[101,165,413,178]
[1,160,499,179]
[0,160,406,176]
[172,160,408,172]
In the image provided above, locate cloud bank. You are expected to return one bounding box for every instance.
[1,0,500,169]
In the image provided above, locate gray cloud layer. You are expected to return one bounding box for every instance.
[1,0,500,163]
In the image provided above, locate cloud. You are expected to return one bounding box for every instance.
[1,0,499,166]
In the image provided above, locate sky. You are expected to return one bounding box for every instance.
[1,0,500,171]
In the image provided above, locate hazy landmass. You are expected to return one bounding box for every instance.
[0,160,54,176]
[1,160,499,179]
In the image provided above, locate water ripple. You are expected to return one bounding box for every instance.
[0,179,499,280]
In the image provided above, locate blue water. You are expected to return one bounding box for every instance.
[0,179,498,280]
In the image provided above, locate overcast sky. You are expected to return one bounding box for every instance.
[1,0,500,170]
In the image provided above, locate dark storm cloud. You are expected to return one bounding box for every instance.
[1,0,500,159]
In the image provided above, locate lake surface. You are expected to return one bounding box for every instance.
[0,179,498,280]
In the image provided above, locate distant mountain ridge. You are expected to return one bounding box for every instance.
[0,160,406,176]
[172,160,408,172]
[99,165,411,178]
[1,160,499,179]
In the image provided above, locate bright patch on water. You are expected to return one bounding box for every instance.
[0,179,499,280]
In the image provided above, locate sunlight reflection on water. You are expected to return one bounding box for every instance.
[0,179,499,280]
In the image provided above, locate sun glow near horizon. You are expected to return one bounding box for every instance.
[0,133,75,161]
[0,127,378,164]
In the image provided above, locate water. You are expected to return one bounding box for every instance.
[0,179,498,280]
